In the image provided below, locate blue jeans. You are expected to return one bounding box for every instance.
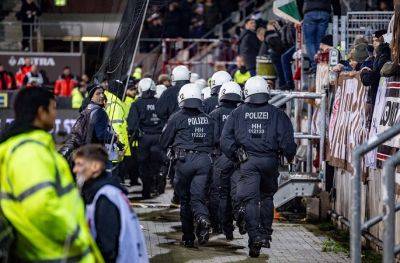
[303,11,329,69]
[281,46,296,88]
[270,52,285,87]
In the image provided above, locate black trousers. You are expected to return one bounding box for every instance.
[214,154,236,234]
[236,156,279,243]
[174,152,212,241]
[137,134,163,196]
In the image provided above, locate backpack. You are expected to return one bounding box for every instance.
[59,105,100,163]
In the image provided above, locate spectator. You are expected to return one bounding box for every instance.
[259,21,286,87]
[0,64,13,90]
[54,66,78,96]
[204,0,221,32]
[238,19,260,76]
[60,84,117,163]
[74,144,148,263]
[298,0,341,72]
[381,4,399,80]
[232,55,251,86]
[190,4,206,38]
[164,2,183,38]
[23,64,43,87]
[280,22,297,90]
[378,0,391,11]
[16,0,41,51]
[146,13,163,50]
[15,58,32,88]
[361,41,391,104]
[158,74,171,87]
[71,80,88,109]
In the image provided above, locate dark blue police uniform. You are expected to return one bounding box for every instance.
[128,92,164,198]
[160,108,216,244]
[221,102,296,247]
[209,101,238,238]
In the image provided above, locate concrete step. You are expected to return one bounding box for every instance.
[274,172,320,208]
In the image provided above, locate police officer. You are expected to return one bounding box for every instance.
[203,71,232,114]
[221,76,296,257]
[156,65,191,121]
[160,83,215,247]
[156,65,191,205]
[209,81,242,240]
[128,78,164,199]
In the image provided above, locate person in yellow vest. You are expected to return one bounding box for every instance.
[124,78,139,109]
[71,80,88,109]
[232,55,251,87]
[132,66,142,80]
[0,88,103,262]
[104,80,131,180]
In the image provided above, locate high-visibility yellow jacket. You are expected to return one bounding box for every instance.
[105,91,131,156]
[233,69,251,85]
[124,96,138,110]
[72,87,85,109]
[0,130,103,262]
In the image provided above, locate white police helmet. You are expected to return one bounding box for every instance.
[195,79,207,90]
[155,84,167,99]
[190,73,200,83]
[210,71,232,88]
[138,78,156,94]
[202,86,211,100]
[171,65,191,83]
[218,81,242,102]
[178,83,202,108]
[243,76,270,104]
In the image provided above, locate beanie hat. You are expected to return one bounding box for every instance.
[350,43,369,63]
[320,35,333,47]
[87,84,102,99]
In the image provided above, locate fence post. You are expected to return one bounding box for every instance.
[333,16,339,48]
[382,151,399,263]
[340,15,347,57]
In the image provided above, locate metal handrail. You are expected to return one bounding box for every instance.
[382,149,400,262]
[351,123,400,263]
[268,90,327,186]
[0,21,83,53]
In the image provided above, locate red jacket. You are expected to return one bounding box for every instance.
[0,71,13,90]
[15,65,32,88]
[54,75,77,96]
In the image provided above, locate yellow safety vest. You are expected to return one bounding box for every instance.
[105,91,131,157]
[234,70,251,85]
[133,67,142,80]
[71,87,85,109]
[124,95,138,111]
[0,130,103,262]
[55,0,67,7]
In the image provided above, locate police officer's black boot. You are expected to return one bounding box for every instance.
[236,206,247,235]
[196,218,211,245]
[170,192,180,208]
[248,236,263,258]
[183,239,195,248]
[224,231,234,241]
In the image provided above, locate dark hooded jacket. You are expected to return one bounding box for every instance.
[155,80,189,121]
[361,42,391,104]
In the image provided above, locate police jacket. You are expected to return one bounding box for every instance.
[0,127,103,262]
[209,101,237,145]
[127,93,163,136]
[221,102,296,161]
[203,95,219,114]
[155,80,189,121]
[160,108,216,153]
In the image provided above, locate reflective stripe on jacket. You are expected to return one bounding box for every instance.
[0,130,104,262]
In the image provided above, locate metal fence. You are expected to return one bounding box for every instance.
[0,21,83,53]
[345,11,393,51]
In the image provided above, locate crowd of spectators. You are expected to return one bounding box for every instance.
[0,58,91,108]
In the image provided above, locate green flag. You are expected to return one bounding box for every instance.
[273,0,301,24]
